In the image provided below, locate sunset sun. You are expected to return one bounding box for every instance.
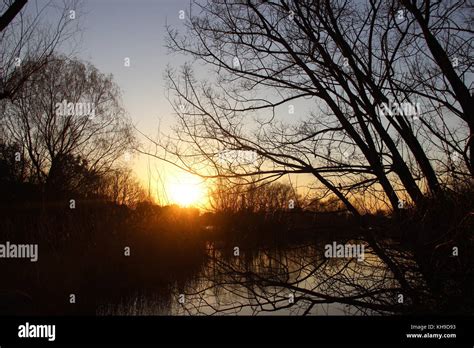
[167,174,206,207]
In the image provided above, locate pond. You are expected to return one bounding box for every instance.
[98,239,406,316]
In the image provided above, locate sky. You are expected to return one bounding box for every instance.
[77,0,192,200]
[39,0,311,207]
[76,0,187,133]
[16,0,302,208]
[19,0,373,208]
[21,0,453,210]
[31,0,209,206]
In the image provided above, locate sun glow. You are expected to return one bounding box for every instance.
[167,173,206,207]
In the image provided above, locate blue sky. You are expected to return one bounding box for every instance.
[76,0,190,132]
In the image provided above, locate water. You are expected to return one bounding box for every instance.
[97,240,401,316]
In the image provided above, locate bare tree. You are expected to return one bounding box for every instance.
[142,0,472,218]
[0,0,81,101]
[209,178,299,214]
[100,168,149,207]
[1,56,135,195]
[397,0,474,175]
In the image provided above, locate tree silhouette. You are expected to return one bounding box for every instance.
[0,0,81,101]
[1,56,135,197]
[142,0,472,218]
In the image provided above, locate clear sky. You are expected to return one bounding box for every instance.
[76,0,189,131]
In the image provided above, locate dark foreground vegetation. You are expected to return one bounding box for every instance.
[0,173,472,315]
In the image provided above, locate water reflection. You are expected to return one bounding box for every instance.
[98,239,412,316]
